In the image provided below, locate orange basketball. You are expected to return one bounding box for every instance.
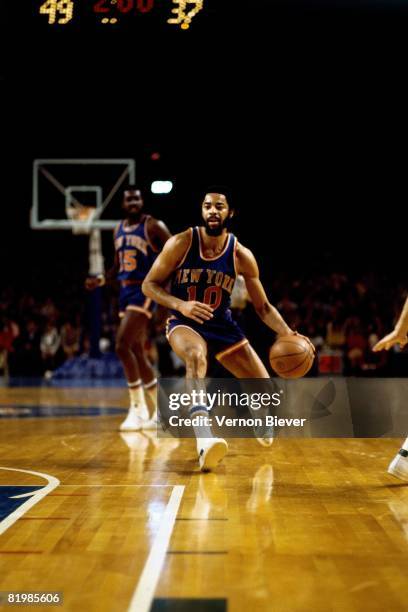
[269,334,315,379]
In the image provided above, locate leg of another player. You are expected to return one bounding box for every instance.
[116,311,149,431]
[217,342,275,447]
[388,436,408,481]
[131,320,159,428]
[169,327,228,471]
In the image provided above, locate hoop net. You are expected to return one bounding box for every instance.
[66,204,98,235]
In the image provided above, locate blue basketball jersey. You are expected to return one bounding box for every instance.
[171,227,237,320]
[114,215,158,282]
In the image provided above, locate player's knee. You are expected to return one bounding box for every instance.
[132,340,145,357]
[115,336,130,356]
[184,346,206,371]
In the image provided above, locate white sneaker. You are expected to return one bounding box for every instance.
[255,429,274,448]
[142,411,159,430]
[119,406,149,432]
[198,438,228,472]
[388,451,408,482]
[254,423,274,447]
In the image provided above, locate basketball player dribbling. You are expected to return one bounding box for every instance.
[86,186,171,431]
[143,186,309,471]
[373,296,408,480]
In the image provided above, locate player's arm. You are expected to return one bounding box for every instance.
[373,297,408,351]
[235,243,293,337]
[147,217,172,251]
[142,231,214,324]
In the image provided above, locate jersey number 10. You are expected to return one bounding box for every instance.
[187,286,222,310]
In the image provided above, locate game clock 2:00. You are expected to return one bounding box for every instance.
[38,0,205,29]
[94,0,154,18]
[94,0,154,23]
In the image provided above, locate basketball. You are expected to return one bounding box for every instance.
[269,334,315,379]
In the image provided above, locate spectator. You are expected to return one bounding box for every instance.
[40,320,61,375]
[11,319,42,376]
[344,317,367,374]
[0,315,19,377]
[60,320,80,359]
[326,318,346,350]
[40,297,58,323]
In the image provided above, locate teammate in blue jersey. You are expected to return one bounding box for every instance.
[86,186,171,431]
[143,186,311,471]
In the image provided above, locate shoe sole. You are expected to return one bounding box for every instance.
[388,466,408,482]
[200,440,228,472]
[256,437,274,447]
[142,421,158,430]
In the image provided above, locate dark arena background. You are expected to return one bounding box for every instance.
[1,1,408,611]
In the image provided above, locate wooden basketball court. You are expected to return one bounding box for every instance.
[0,384,407,612]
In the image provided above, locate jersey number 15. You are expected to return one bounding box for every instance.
[119,250,137,272]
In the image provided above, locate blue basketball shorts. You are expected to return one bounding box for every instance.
[165,312,248,361]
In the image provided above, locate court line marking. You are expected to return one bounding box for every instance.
[167,550,228,555]
[57,484,175,487]
[0,478,184,610]
[0,468,60,536]
[127,484,185,612]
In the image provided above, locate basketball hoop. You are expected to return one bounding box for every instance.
[66,204,97,235]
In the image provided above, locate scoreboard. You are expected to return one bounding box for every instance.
[36,0,408,31]
[38,0,205,29]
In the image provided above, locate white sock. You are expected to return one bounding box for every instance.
[128,379,148,412]
[189,405,214,451]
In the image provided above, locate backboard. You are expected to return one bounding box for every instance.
[30,159,136,231]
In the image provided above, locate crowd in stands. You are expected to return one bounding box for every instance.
[0,271,407,379]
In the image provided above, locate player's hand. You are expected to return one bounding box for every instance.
[178,301,214,324]
[280,330,316,354]
[372,330,408,352]
[295,332,316,354]
[85,277,101,291]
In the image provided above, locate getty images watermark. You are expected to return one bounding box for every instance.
[167,389,306,429]
[158,377,408,439]
[158,378,308,439]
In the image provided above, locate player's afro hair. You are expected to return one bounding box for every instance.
[203,185,235,210]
